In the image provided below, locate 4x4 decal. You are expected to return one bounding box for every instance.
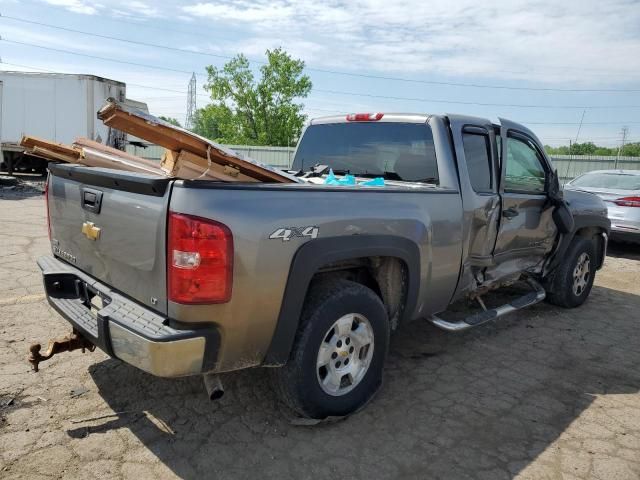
[269,226,319,242]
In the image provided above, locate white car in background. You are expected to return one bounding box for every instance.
[565,170,640,243]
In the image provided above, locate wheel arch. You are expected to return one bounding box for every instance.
[546,214,610,276]
[263,235,421,366]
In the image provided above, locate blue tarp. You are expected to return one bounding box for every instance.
[323,169,385,187]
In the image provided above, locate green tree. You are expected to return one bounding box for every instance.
[159,116,182,127]
[545,142,620,156]
[621,142,640,157]
[544,144,570,155]
[201,48,312,146]
[191,104,224,140]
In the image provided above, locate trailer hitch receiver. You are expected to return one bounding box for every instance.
[28,331,96,372]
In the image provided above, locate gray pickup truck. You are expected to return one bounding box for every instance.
[36,113,609,419]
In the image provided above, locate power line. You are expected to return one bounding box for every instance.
[0,60,194,93]
[0,39,194,74]
[2,60,640,127]
[3,39,640,111]
[313,88,640,109]
[3,14,640,92]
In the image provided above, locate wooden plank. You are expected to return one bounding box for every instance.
[159,149,180,176]
[80,147,164,174]
[20,136,81,161]
[26,146,81,163]
[161,149,259,182]
[97,101,296,183]
[73,137,161,171]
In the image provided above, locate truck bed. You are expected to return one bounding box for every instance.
[46,162,464,371]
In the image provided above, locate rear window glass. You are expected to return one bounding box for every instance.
[570,172,640,190]
[462,133,492,192]
[293,123,438,183]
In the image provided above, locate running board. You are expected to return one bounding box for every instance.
[429,278,546,332]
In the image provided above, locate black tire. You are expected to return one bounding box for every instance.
[272,279,389,419]
[546,236,597,308]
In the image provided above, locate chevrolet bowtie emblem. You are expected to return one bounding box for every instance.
[81,221,101,241]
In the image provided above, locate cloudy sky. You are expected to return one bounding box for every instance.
[1,0,639,146]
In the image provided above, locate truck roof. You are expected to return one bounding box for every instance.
[308,113,542,146]
[0,71,126,87]
[310,113,432,125]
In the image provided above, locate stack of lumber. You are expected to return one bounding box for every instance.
[20,99,298,184]
[21,136,164,175]
[97,99,296,183]
[73,138,163,175]
[21,136,82,164]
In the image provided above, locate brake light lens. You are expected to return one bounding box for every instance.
[44,174,51,240]
[614,196,640,207]
[168,212,233,304]
[346,113,384,122]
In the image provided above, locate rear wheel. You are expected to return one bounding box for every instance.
[546,237,597,308]
[273,279,389,419]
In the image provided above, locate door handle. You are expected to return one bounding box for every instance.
[81,188,103,214]
[503,207,519,219]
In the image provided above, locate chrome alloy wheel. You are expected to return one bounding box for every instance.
[572,252,591,296]
[316,313,375,396]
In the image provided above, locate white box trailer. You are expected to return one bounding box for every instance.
[0,71,135,174]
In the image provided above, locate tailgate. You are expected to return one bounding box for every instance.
[48,163,172,314]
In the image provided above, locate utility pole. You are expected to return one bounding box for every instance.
[185,73,196,130]
[563,110,586,186]
[615,126,628,169]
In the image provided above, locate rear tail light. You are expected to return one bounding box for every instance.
[44,174,51,240]
[168,212,233,304]
[614,196,640,207]
[346,113,384,122]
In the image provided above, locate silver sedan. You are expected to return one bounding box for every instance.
[565,170,640,243]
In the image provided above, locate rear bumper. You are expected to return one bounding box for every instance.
[38,255,219,377]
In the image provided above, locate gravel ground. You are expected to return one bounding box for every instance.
[1,187,639,480]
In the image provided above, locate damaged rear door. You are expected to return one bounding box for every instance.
[446,114,501,295]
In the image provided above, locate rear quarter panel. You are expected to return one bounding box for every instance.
[169,183,463,372]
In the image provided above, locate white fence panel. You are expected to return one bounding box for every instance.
[125,142,640,179]
[550,155,640,181]
[126,142,295,168]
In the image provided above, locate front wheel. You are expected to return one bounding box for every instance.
[272,279,389,419]
[546,236,597,308]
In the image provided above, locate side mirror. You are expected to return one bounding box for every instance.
[547,168,563,202]
[548,168,574,233]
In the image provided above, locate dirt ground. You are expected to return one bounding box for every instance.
[1,184,639,480]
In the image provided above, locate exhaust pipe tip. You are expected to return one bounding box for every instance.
[203,374,224,401]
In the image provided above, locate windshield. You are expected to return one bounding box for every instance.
[293,122,438,183]
[570,172,640,190]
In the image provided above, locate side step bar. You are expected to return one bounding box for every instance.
[429,278,546,332]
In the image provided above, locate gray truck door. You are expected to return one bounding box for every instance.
[447,115,501,297]
[492,120,557,271]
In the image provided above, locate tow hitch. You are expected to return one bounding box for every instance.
[28,330,96,372]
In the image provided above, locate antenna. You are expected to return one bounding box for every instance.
[185,72,196,130]
[615,126,629,169]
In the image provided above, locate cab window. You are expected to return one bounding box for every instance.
[293,123,438,184]
[462,132,492,193]
[504,136,547,193]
